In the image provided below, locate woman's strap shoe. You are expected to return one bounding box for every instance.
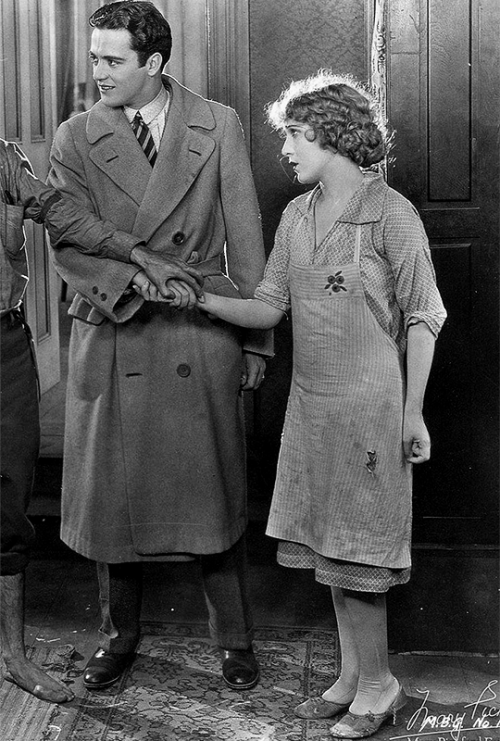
[294,696,351,719]
[83,648,135,689]
[329,684,407,738]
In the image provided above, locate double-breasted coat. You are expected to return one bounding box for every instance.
[48,76,271,563]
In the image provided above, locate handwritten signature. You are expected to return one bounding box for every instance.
[391,680,500,741]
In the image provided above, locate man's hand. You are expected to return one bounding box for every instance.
[130,245,204,299]
[240,352,266,391]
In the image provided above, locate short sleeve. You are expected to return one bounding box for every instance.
[254,203,296,313]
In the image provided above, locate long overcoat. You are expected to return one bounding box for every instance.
[48,76,270,563]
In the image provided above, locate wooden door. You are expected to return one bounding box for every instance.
[0,0,60,394]
[387,0,499,545]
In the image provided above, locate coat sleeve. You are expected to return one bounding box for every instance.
[47,120,144,324]
[219,108,273,356]
[6,140,143,265]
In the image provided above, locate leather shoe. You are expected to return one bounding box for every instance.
[220,646,260,690]
[83,648,135,689]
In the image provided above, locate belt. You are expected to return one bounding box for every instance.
[190,253,223,277]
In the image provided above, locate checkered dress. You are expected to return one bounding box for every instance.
[256,173,446,592]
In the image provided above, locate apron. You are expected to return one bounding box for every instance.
[266,225,413,569]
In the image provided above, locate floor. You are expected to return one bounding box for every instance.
[19,514,500,736]
[21,301,500,735]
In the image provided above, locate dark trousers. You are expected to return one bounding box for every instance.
[0,310,39,575]
[96,533,254,653]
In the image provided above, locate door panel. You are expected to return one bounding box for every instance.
[387,0,499,544]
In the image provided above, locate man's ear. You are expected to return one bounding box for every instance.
[147,52,163,76]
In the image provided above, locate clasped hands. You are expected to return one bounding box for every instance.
[128,245,266,390]
[130,245,204,309]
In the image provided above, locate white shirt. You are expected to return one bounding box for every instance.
[123,85,170,151]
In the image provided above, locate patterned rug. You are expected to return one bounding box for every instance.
[2,624,498,741]
[65,623,341,741]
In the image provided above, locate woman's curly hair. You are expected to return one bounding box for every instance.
[267,70,390,168]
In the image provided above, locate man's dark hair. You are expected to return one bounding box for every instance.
[89,1,172,69]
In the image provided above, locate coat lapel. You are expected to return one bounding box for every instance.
[86,78,217,242]
[133,78,216,241]
[86,104,152,207]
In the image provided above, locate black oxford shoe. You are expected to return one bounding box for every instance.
[220,646,260,690]
[83,648,135,689]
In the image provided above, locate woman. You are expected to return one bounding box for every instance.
[196,71,446,738]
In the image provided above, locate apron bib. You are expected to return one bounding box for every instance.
[266,226,412,568]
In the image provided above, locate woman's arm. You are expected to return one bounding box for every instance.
[403,321,436,463]
[198,293,284,330]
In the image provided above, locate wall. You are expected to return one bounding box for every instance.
[248,0,369,487]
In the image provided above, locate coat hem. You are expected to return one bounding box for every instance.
[61,520,248,563]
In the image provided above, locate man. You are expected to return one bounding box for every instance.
[47,1,271,691]
[0,137,200,702]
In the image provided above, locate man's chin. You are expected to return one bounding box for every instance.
[100,96,121,108]
[97,90,121,107]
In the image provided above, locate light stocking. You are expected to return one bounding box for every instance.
[342,589,399,715]
[321,586,359,704]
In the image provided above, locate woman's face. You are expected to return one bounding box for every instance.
[281,120,334,184]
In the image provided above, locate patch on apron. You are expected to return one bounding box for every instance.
[365,450,378,474]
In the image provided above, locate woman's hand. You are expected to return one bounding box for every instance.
[132,274,198,307]
[132,270,171,302]
[165,279,198,309]
[403,410,431,463]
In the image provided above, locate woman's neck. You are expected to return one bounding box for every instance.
[319,156,364,204]
[313,158,364,245]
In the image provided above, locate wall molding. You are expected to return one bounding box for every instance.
[207,0,251,146]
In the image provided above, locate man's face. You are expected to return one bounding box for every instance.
[89,28,154,109]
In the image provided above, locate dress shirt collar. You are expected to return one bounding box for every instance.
[123,85,169,126]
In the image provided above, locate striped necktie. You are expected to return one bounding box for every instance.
[131,111,157,166]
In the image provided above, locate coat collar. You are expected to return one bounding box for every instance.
[85,76,216,144]
[85,76,217,240]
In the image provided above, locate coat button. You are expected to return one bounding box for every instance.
[92,286,98,294]
[172,231,185,245]
[100,293,107,301]
[176,363,191,377]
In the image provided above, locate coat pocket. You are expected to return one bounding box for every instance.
[203,273,242,298]
[68,294,106,325]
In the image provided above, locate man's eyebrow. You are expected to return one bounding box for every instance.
[88,50,126,62]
